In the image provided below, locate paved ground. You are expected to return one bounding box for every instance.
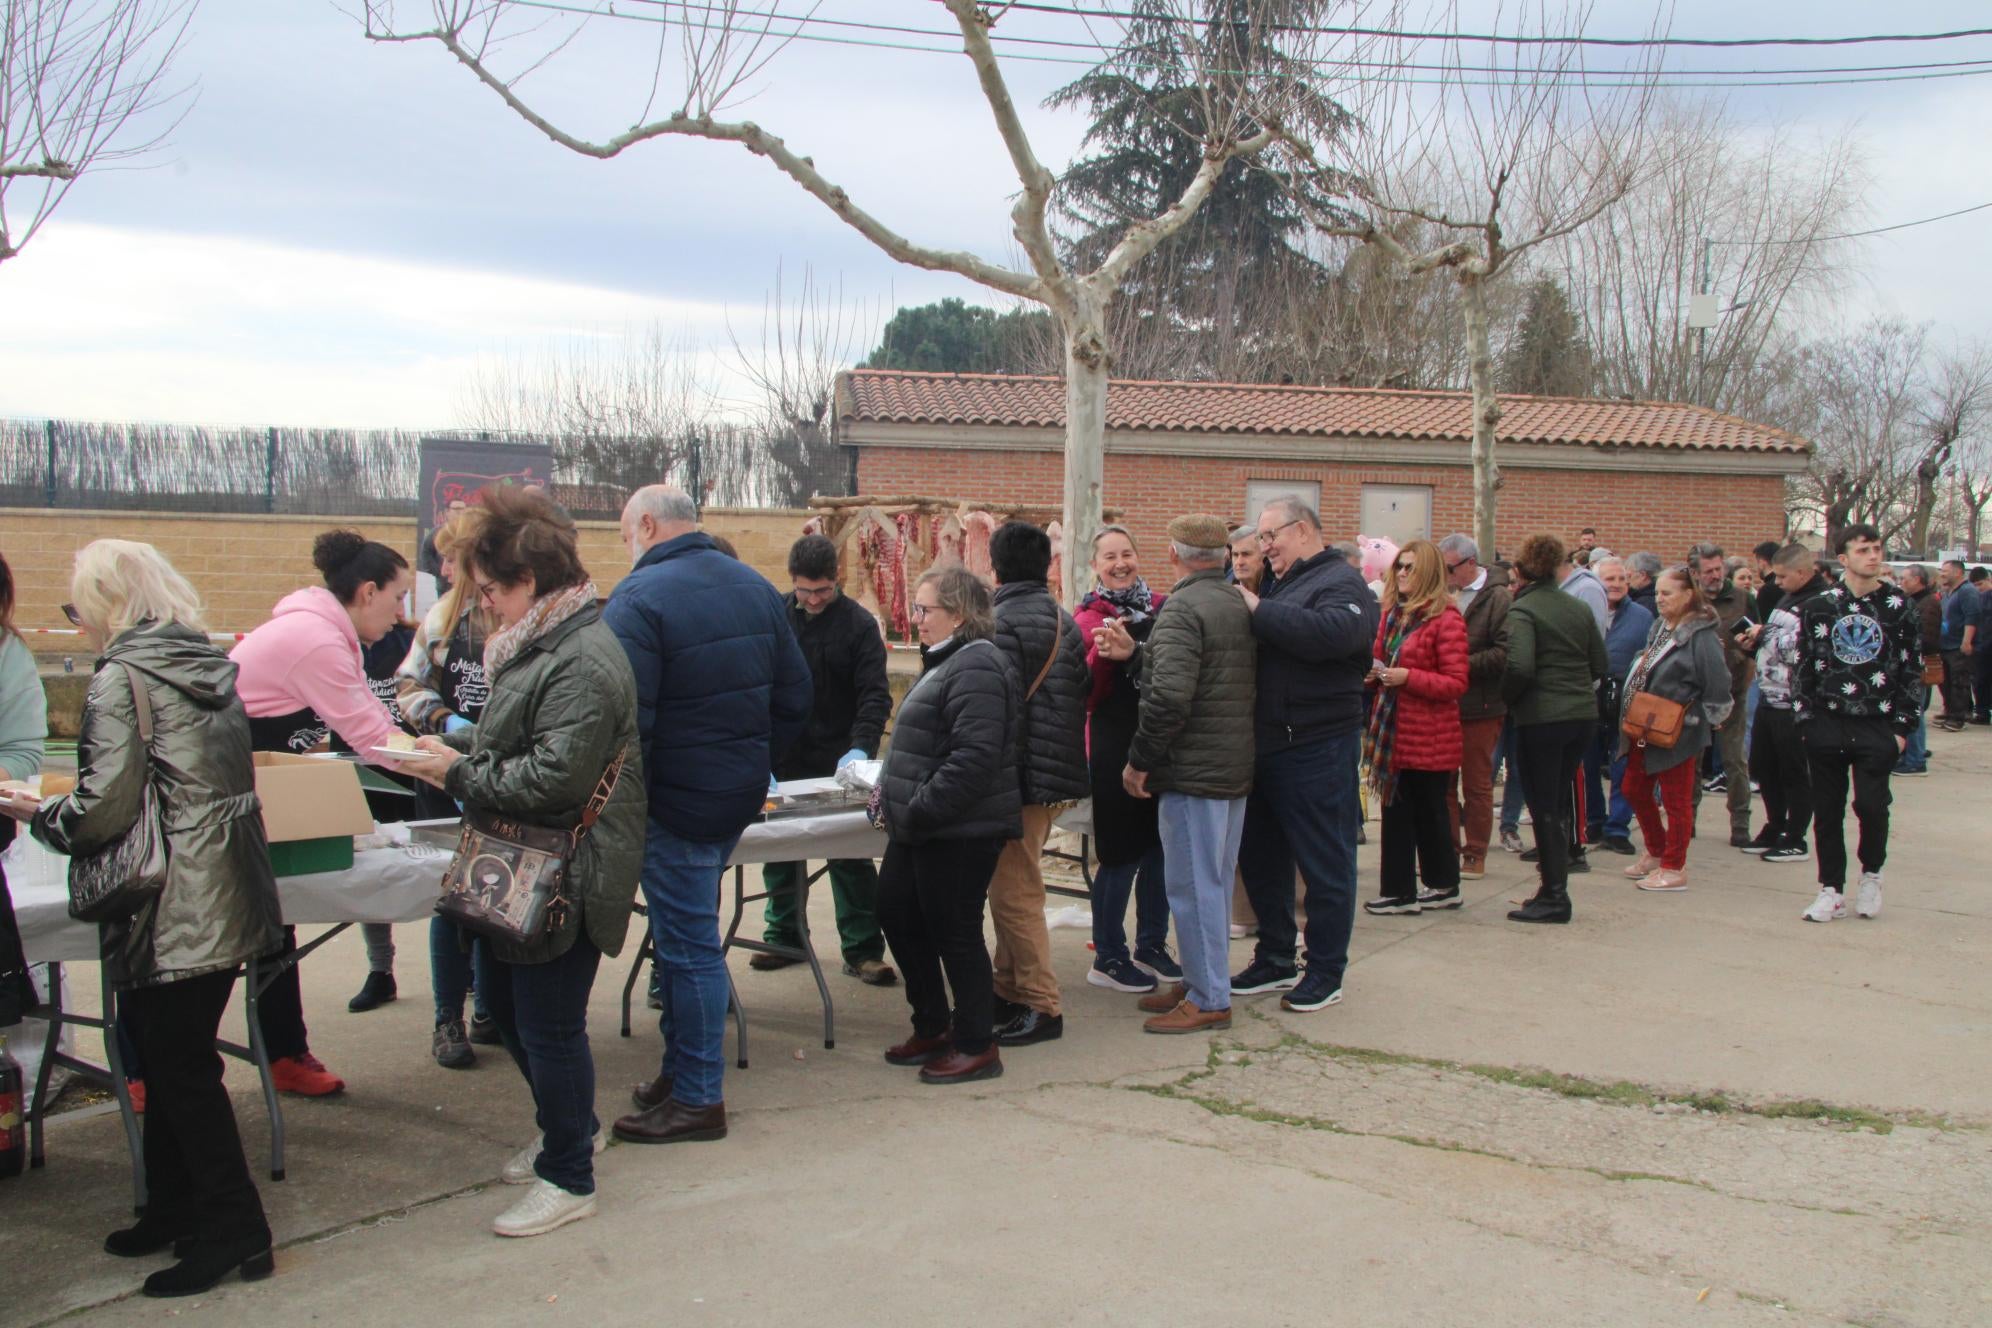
[9,723,1991,1327]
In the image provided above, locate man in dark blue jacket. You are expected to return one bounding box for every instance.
[605,485,811,1147]
[1231,497,1380,1014]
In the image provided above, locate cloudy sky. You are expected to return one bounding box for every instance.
[2,0,1988,427]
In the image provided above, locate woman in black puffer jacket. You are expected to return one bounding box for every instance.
[876,565,1020,1085]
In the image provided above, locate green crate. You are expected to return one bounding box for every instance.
[267,836,355,878]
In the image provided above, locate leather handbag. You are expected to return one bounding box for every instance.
[68,662,171,924]
[1620,690,1689,749]
[1922,654,1945,686]
[436,748,626,946]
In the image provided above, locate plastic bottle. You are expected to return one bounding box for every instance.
[0,1034,23,1179]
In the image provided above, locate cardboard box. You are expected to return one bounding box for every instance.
[252,752,376,877]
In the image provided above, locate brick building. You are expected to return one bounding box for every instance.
[835,369,1810,564]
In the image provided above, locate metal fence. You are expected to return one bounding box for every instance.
[0,418,855,518]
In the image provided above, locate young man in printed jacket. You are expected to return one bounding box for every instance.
[1791,524,1921,924]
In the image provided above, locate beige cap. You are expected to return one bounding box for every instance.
[1167,513,1233,549]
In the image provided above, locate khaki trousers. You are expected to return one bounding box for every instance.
[990,804,1061,1016]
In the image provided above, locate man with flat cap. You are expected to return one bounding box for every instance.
[1106,514,1257,1034]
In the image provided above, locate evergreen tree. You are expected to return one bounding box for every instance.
[1045,0,1354,382]
[1501,276,1595,397]
[859,298,1054,374]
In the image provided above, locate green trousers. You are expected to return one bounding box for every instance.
[761,858,885,966]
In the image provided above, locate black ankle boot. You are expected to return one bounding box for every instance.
[104,1215,187,1258]
[1507,882,1572,924]
[141,1234,274,1298]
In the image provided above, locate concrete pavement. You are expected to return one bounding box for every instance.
[8,723,1990,1327]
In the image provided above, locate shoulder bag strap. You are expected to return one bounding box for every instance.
[117,661,155,749]
[571,746,628,845]
[1025,616,1062,703]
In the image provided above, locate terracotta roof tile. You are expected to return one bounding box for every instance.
[837,369,1809,455]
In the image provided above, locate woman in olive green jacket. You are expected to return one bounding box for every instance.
[399,487,644,1240]
[22,540,280,1298]
[1501,535,1607,924]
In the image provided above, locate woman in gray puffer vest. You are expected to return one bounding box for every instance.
[24,539,281,1299]
[1616,567,1734,892]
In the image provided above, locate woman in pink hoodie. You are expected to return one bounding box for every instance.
[226,530,414,1097]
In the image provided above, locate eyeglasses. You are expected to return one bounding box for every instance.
[1444,558,1468,572]
[474,579,502,604]
[1256,519,1301,546]
[909,604,935,620]
[61,602,83,628]
[1394,561,1415,573]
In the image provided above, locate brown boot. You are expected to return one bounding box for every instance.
[612,1098,728,1145]
[883,1030,951,1066]
[1459,856,1486,880]
[629,1072,675,1112]
[918,1045,1003,1085]
[1137,982,1187,1014]
[1143,999,1232,1035]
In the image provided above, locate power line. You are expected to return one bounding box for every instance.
[507,0,1992,89]
[589,0,1992,79]
[1713,200,1992,247]
[991,3,1992,50]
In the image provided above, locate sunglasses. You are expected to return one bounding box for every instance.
[1394,561,1415,573]
[61,602,84,628]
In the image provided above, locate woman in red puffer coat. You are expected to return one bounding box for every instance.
[1361,539,1470,915]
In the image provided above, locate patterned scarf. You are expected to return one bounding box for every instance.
[483,580,599,679]
[1360,604,1418,806]
[1085,577,1157,625]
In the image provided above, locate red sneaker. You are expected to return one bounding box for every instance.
[270,1053,345,1097]
[125,1079,147,1115]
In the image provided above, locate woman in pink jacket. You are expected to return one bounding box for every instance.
[226,530,414,1097]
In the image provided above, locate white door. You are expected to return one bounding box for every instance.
[1245,480,1321,527]
[1359,485,1431,547]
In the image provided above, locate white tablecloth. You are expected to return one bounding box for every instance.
[13,798,1095,963]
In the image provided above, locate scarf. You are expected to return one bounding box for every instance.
[1360,604,1419,806]
[1085,578,1157,625]
[483,580,599,679]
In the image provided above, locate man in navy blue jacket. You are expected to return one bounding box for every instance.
[1231,497,1380,1014]
[605,485,811,1146]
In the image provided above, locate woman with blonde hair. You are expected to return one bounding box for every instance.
[16,540,281,1296]
[395,506,499,1066]
[1361,540,1470,914]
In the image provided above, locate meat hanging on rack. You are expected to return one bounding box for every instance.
[1046,520,1065,603]
[961,509,998,580]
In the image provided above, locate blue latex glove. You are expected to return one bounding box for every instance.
[769,773,780,793]
[444,715,474,735]
[837,748,867,770]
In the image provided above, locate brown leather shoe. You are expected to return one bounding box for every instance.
[629,1071,675,1112]
[883,1030,951,1066]
[612,1098,728,1145]
[1137,982,1187,1014]
[917,1046,1003,1084]
[1143,1000,1232,1035]
[1460,857,1486,880]
[748,952,799,971]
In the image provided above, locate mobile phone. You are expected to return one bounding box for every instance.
[1729,616,1757,638]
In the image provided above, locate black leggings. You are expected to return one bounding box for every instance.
[1517,721,1591,888]
[876,836,1004,1054]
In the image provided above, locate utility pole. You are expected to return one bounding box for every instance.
[1687,237,1717,406]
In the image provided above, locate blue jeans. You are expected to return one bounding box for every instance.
[1089,843,1168,966]
[1239,730,1361,985]
[1604,749,1633,838]
[429,916,490,1024]
[473,935,602,1195]
[1159,794,1246,1011]
[640,819,738,1109]
[1900,685,1930,771]
[1498,720,1527,832]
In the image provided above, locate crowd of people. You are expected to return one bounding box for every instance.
[0,487,1972,1290]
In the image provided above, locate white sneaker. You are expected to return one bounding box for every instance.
[1855,872,1883,919]
[492,1179,597,1238]
[1801,887,1847,924]
[502,1129,608,1185]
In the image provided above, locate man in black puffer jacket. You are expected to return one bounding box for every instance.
[1233,496,1380,1015]
[986,522,1092,1047]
